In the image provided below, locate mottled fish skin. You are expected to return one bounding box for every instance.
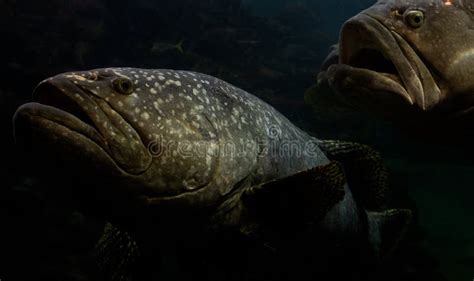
[310,0,474,137]
[14,68,331,215]
[14,67,409,266]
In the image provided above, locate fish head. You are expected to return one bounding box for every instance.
[14,68,221,221]
[325,0,474,125]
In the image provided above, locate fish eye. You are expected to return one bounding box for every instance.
[112,78,134,95]
[404,9,425,28]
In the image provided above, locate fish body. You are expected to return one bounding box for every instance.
[15,68,326,210]
[14,68,410,278]
[151,40,184,54]
[309,0,474,141]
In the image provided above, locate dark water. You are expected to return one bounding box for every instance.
[0,0,472,280]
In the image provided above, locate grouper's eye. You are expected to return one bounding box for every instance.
[404,9,425,29]
[112,78,134,95]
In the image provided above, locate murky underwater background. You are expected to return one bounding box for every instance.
[0,0,473,280]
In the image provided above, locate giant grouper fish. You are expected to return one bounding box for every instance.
[13,68,411,280]
[307,0,474,143]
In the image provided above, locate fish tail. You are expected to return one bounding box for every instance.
[175,40,184,53]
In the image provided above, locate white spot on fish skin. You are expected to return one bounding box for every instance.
[158,75,166,81]
[192,121,201,128]
[146,77,153,81]
[139,122,145,127]
[141,112,150,120]
[165,80,182,87]
[135,108,141,114]
[193,88,200,95]
[232,108,240,116]
[153,102,160,110]
[150,88,158,94]
[74,94,85,102]
[134,74,140,79]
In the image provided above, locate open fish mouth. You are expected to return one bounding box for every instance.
[32,81,108,149]
[14,78,152,175]
[328,13,441,112]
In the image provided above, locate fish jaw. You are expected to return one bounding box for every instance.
[327,12,441,115]
[14,75,153,176]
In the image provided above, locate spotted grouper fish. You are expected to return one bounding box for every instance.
[13,68,410,280]
[307,0,474,143]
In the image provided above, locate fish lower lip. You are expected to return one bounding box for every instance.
[327,64,413,105]
[380,73,402,84]
[14,102,108,149]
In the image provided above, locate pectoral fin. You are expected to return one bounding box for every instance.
[94,223,139,281]
[317,140,390,210]
[242,161,347,230]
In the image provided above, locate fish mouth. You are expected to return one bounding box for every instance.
[14,78,152,176]
[34,82,107,147]
[327,13,441,114]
